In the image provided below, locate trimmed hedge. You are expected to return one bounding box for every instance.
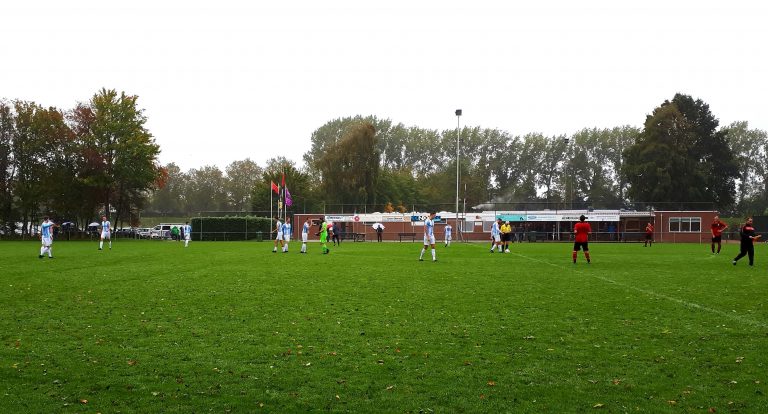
[191,216,273,241]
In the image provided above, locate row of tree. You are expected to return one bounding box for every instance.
[3,90,766,235]
[147,94,768,218]
[1,89,160,233]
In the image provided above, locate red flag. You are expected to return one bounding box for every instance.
[281,173,286,187]
[271,181,279,194]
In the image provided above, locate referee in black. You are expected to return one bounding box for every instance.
[733,217,760,266]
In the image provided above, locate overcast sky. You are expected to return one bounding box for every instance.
[2,0,766,171]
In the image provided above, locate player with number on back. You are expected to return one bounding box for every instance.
[572,215,592,264]
[419,212,438,262]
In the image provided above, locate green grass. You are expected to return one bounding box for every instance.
[1,240,767,413]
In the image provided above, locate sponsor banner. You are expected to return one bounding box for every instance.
[561,213,619,222]
[325,215,354,222]
[498,215,527,222]
[410,214,442,222]
[382,215,409,222]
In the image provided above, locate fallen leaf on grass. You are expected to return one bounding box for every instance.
[335,395,340,400]
[667,400,677,405]
[377,360,384,364]
[79,399,88,404]
[14,340,21,349]
[708,408,716,413]
[611,379,621,385]
[523,336,536,340]
[304,362,311,367]
[386,385,395,391]
[127,360,137,366]
[487,381,496,386]
[593,403,604,408]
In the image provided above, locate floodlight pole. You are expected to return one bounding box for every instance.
[455,109,462,240]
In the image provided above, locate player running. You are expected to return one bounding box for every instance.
[710,215,728,254]
[300,218,310,253]
[99,215,112,250]
[490,218,502,253]
[39,216,57,259]
[282,217,292,253]
[272,216,284,253]
[572,215,592,264]
[444,223,452,247]
[733,217,760,266]
[419,212,438,262]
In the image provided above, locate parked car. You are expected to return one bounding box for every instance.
[150,224,185,240]
[137,228,152,239]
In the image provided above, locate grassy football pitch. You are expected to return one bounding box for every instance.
[1,239,767,413]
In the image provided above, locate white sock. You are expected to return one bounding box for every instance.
[40,246,45,255]
[48,248,52,257]
[273,246,277,252]
[99,240,103,249]
[109,241,112,248]
[420,248,425,259]
[185,240,189,247]
[302,243,306,252]
[431,249,436,260]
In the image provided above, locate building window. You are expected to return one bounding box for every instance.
[669,217,701,232]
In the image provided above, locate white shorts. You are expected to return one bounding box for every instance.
[284,235,291,242]
[445,234,452,241]
[423,235,436,245]
[101,231,110,240]
[41,236,52,247]
[493,234,501,242]
[275,233,284,241]
[184,233,191,241]
[302,233,308,242]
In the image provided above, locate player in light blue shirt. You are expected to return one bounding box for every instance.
[39,216,56,259]
[183,222,192,247]
[300,219,310,253]
[99,215,112,250]
[490,218,502,253]
[419,212,438,262]
[281,217,292,253]
[444,224,452,247]
[272,217,283,253]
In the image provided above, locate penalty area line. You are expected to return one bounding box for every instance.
[506,250,768,330]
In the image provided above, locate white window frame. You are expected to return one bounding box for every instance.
[669,217,701,233]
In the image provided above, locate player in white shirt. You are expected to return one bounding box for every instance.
[300,219,310,253]
[272,217,284,253]
[39,216,56,259]
[419,212,438,262]
[490,218,502,253]
[183,221,192,247]
[444,224,452,247]
[282,217,292,253]
[99,215,112,250]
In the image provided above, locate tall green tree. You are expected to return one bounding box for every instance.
[726,121,768,213]
[186,165,226,213]
[0,101,14,231]
[316,122,379,208]
[623,94,739,210]
[72,88,161,223]
[224,158,262,211]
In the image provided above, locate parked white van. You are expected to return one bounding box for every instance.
[150,223,186,240]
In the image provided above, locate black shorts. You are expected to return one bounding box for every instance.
[573,241,589,251]
[645,233,653,240]
[712,235,722,243]
[502,233,510,242]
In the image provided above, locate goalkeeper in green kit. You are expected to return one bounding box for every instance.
[317,217,330,254]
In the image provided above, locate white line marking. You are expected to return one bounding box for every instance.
[507,250,768,330]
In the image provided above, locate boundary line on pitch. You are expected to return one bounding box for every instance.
[502,249,768,330]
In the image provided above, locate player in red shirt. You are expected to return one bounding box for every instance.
[710,215,728,254]
[572,215,592,264]
[643,222,654,247]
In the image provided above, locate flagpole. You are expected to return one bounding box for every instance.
[270,183,273,221]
